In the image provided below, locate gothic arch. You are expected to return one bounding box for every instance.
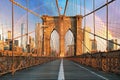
[65,29,75,56]
[50,29,60,56]
[42,15,83,57]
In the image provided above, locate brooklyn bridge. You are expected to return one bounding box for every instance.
[0,0,120,80]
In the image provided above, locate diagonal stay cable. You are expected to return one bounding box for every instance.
[79,38,91,53]
[55,0,61,16]
[80,28,120,46]
[83,0,115,17]
[63,0,68,16]
[9,0,41,18]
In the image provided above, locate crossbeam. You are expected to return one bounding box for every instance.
[9,0,41,18]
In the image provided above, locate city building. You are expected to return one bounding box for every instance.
[21,23,24,47]
[8,31,11,39]
[67,44,74,56]
[14,40,19,46]
[29,36,35,53]
[90,39,97,53]
[0,40,4,50]
[108,39,118,51]
[113,39,117,50]
[83,27,91,53]
[0,34,1,40]
[5,39,11,45]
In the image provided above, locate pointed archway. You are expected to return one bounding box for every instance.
[42,15,83,57]
[50,30,60,57]
[65,29,74,56]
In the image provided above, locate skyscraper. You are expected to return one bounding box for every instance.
[14,40,19,46]
[0,34,1,40]
[21,23,24,47]
[113,39,117,50]
[8,31,11,39]
[108,39,118,51]
[83,27,91,53]
[90,39,97,53]
[0,35,4,50]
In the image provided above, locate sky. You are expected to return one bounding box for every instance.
[0,0,120,52]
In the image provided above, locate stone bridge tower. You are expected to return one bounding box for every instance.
[41,15,83,57]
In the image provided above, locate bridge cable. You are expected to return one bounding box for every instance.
[106,0,109,52]
[55,0,61,16]
[80,0,82,15]
[83,0,86,53]
[83,0,115,17]
[9,0,42,18]
[78,31,91,54]
[80,27,120,46]
[26,0,29,53]
[63,0,68,16]
[11,0,14,63]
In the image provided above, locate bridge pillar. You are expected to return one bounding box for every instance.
[41,15,83,57]
[76,15,83,55]
[44,29,51,56]
[60,35,65,57]
[46,38,50,56]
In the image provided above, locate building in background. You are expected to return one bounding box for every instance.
[21,23,24,47]
[29,36,35,53]
[14,40,23,52]
[31,38,35,48]
[0,34,1,40]
[113,39,117,50]
[8,31,11,39]
[90,39,97,53]
[83,27,91,53]
[67,44,74,56]
[0,40,4,50]
[108,39,118,51]
[4,38,12,51]
[14,40,19,46]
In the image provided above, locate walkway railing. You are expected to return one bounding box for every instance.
[66,50,120,74]
[0,51,57,76]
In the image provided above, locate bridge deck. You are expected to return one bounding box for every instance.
[0,59,120,80]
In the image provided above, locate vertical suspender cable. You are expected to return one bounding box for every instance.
[56,0,61,16]
[26,0,29,53]
[80,0,82,15]
[93,0,96,52]
[63,0,68,16]
[83,0,86,53]
[73,0,75,16]
[106,0,109,71]
[106,0,108,52]
[76,0,77,15]
[72,0,73,16]
[12,0,14,63]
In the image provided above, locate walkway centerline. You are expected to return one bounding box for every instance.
[58,59,65,80]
